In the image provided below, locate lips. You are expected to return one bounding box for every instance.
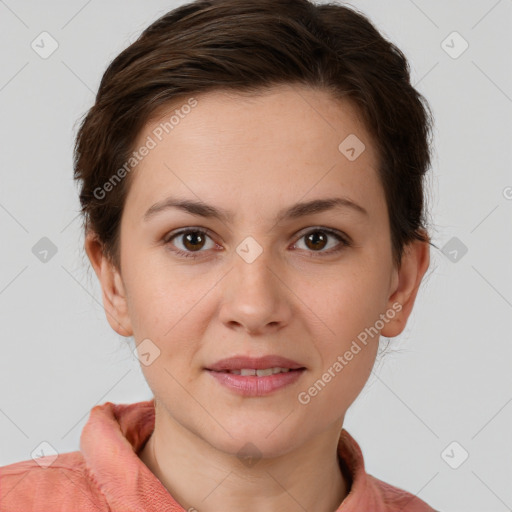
[206,355,306,396]
[205,355,306,373]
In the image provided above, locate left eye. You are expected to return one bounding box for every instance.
[292,228,350,255]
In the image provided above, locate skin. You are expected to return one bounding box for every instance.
[86,84,430,512]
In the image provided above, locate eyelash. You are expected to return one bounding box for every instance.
[163,227,351,260]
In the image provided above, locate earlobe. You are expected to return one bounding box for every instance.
[84,232,133,338]
[380,238,430,338]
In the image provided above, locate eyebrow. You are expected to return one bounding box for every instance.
[143,196,368,224]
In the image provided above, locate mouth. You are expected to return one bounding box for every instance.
[205,354,306,373]
[204,355,306,396]
[208,367,305,376]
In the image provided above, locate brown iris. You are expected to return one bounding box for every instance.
[304,231,328,251]
[182,231,207,251]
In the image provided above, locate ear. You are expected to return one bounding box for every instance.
[380,234,430,338]
[84,232,133,337]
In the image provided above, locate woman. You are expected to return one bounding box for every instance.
[0,0,438,510]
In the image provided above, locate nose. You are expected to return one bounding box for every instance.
[217,247,293,336]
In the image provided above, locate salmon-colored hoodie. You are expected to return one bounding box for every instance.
[0,399,438,511]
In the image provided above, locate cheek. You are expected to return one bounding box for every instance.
[123,261,215,375]
[121,251,194,336]
[305,265,389,339]
[323,268,388,386]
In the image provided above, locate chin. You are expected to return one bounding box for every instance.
[201,421,306,461]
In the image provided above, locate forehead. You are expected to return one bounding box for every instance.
[125,84,383,222]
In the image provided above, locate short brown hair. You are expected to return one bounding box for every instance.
[73,0,434,269]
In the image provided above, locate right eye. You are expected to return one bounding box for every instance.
[164,228,219,259]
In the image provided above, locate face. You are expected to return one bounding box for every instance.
[87,84,429,458]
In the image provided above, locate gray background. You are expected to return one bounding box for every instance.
[0,1,511,511]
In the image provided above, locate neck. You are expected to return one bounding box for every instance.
[139,406,349,512]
